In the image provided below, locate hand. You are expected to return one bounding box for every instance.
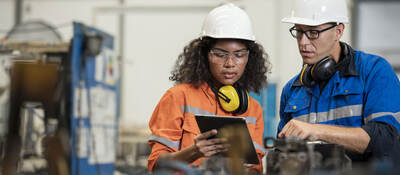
[243,164,259,175]
[194,129,229,157]
[278,119,319,141]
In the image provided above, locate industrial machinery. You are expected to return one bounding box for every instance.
[264,136,351,175]
[0,40,70,175]
[0,21,120,175]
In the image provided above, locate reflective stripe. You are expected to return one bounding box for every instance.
[295,104,363,123]
[182,105,214,116]
[253,141,266,154]
[295,113,317,123]
[149,135,180,150]
[246,117,257,124]
[366,112,400,124]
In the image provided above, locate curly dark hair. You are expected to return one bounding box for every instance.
[169,37,271,93]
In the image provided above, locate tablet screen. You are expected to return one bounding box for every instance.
[195,115,260,164]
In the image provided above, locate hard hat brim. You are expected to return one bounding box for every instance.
[282,17,349,26]
[201,34,256,41]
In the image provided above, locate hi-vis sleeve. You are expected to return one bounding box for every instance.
[148,89,185,171]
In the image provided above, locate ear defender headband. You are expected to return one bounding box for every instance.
[212,85,249,115]
[300,56,337,88]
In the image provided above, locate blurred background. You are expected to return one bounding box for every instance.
[0,0,399,174]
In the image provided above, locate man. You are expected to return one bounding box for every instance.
[278,0,400,164]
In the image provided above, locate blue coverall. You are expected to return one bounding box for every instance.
[278,42,400,162]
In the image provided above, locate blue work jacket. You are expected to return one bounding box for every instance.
[278,44,400,135]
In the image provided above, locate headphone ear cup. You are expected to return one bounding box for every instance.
[234,86,248,115]
[300,64,315,88]
[218,85,240,112]
[311,56,336,82]
[241,88,249,114]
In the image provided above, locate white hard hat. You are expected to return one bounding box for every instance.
[201,3,255,41]
[282,0,349,26]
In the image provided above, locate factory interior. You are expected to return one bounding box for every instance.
[0,0,400,174]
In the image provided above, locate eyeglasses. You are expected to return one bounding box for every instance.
[289,24,337,40]
[209,49,249,64]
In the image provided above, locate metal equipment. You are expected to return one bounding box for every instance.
[0,21,119,175]
[0,41,70,175]
[264,137,351,175]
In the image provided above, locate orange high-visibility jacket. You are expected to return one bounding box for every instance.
[148,83,265,172]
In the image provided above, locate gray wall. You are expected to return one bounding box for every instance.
[355,1,400,73]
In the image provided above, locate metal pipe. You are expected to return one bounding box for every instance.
[118,0,125,131]
[15,0,23,26]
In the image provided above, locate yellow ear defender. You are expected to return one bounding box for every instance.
[213,85,249,115]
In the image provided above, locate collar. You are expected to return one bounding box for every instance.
[292,42,358,87]
[200,82,217,105]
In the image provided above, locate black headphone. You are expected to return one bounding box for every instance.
[300,56,336,88]
[212,85,249,115]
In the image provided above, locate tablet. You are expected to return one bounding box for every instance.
[195,115,260,164]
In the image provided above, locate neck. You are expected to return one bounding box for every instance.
[209,79,222,89]
[331,42,342,63]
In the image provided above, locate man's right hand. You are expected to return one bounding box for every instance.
[278,119,319,141]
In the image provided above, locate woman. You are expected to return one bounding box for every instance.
[148,3,271,173]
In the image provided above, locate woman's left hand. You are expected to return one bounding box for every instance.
[243,164,260,175]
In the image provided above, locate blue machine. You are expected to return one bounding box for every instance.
[70,22,120,175]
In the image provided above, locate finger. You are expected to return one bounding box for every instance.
[204,149,219,157]
[196,139,216,148]
[217,137,228,143]
[292,128,303,137]
[202,137,228,147]
[208,137,228,144]
[295,129,307,139]
[219,144,230,152]
[278,129,286,138]
[243,164,254,168]
[286,121,300,137]
[278,131,285,138]
[278,132,284,138]
[205,144,222,153]
[198,145,213,155]
[280,123,289,135]
[213,143,229,150]
[284,124,295,137]
[212,143,229,151]
[279,121,292,138]
[202,145,219,157]
[195,137,222,151]
[196,129,217,140]
[306,134,317,141]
